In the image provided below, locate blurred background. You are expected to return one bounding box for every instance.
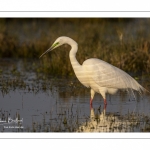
[0,18,150,76]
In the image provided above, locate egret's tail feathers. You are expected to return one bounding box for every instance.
[127,78,149,98]
[138,85,150,94]
[127,76,149,95]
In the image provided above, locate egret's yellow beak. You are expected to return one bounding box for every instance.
[39,42,59,58]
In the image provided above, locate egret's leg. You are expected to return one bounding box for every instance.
[90,100,93,110]
[99,88,107,105]
[104,99,107,105]
[104,99,107,110]
[90,89,95,106]
[90,98,93,105]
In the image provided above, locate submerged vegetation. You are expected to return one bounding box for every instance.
[0,18,150,76]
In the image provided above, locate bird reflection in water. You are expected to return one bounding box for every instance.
[78,105,138,132]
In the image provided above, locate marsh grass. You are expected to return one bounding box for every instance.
[0,18,150,76]
[0,58,149,99]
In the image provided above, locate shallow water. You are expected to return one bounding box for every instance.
[0,59,150,132]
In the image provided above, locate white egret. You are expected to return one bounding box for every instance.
[40,36,146,107]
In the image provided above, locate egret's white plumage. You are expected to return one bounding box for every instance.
[40,36,146,106]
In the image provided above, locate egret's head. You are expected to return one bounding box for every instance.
[39,36,68,58]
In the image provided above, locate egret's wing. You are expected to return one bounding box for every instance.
[83,58,144,93]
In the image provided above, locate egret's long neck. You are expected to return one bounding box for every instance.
[69,43,82,72]
[66,37,88,87]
